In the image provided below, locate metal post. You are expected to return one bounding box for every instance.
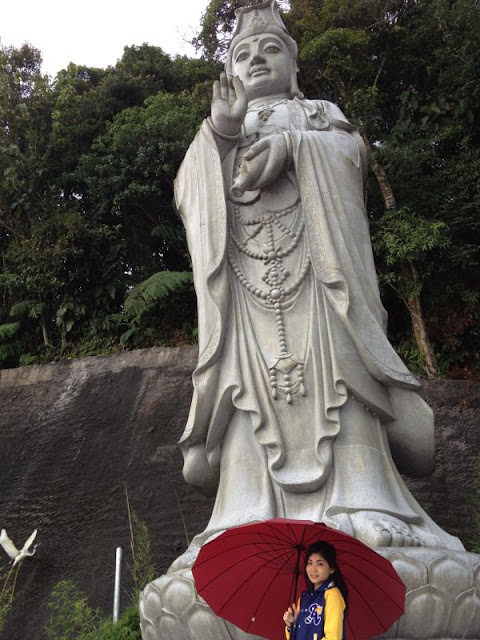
[113,546,122,623]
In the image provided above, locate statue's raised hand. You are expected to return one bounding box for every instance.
[211,73,248,138]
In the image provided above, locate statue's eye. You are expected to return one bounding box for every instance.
[265,45,281,53]
[236,51,249,62]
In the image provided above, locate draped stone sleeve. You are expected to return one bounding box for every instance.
[173,120,234,494]
[290,104,434,475]
[290,118,418,388]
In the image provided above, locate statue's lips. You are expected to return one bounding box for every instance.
[250,67,269,77]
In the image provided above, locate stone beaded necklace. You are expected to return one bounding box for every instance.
[228,200,310,403]
[247,98,288,122]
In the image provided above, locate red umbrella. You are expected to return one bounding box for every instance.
[192,518,405,640]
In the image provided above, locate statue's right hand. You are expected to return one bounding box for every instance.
[211,73,247,137]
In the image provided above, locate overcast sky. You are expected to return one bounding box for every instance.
[1,0,210,77]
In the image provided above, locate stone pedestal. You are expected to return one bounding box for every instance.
[139,547,480,640]
[378,548,480,639]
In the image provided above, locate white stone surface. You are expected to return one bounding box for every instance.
[172,0,460,552]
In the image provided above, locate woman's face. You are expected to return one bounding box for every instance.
[306,552,334,589]
[231,33,293,101]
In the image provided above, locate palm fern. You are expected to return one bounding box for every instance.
[10,300,46,320]
[0,322,20,341]
[124,270,192,322]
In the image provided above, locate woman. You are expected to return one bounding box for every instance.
[284,542,347,640]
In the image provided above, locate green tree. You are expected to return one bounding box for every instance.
[0,43,55,364]
[77,91,206,276]
[0,42,215,365]
[76,89,208,348]
[292,0,480,376]
[0,44,128,364]
[44,580,102,640]
[1,2,478,374]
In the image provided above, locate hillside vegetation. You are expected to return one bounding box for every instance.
[1,0,479,378]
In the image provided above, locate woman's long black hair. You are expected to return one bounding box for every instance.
[303,541,348,608]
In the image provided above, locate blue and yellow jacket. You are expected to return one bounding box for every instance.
[285,579,346,640]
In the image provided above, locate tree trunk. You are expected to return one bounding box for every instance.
[363,134,440,378]
[0,242,9,309]
[401,262,440,378]
[40,316,50,348]
[363,135,397,210]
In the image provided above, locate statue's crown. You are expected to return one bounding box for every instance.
[231,0,289,40]
[225,0,299,86]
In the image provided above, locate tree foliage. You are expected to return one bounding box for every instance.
[44,580,141,640]
[0,41,219,368]
[293,0,480,377]
[0,1,479,377]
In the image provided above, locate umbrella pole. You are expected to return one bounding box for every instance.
[292,546,302,604]
[289,546,303,640]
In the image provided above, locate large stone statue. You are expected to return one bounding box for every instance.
[140,3,480,639]
[173,0,458,551]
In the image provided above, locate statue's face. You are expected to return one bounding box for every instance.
[231,33,294,101]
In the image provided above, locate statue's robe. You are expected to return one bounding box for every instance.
[174,98,460,548]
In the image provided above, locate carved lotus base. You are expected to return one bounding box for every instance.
[139,548,480,640]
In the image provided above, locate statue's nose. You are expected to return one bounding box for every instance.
[250,53,266,66]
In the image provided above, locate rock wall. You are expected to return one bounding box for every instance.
[0,347,479,639]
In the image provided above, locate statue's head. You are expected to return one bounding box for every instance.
[225,0,302,102]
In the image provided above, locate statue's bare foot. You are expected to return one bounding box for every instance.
[348,511,440,548]
[322,513,355,537]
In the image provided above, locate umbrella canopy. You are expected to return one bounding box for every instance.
[192,518,405,640]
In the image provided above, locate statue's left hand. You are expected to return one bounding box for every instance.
[231,134,289,197]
